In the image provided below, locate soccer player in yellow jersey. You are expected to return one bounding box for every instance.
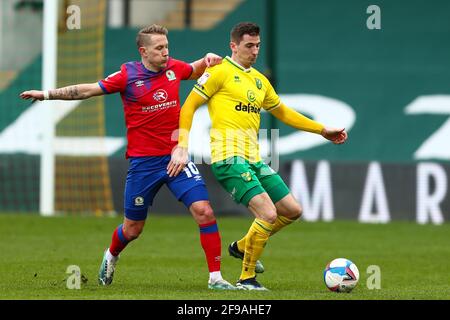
[168,22,347,290]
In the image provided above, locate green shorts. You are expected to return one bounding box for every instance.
[211,156,290,206]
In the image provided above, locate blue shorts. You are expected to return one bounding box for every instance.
[124,156,209,221]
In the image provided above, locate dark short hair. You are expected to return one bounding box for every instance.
[230,22,260,44]
[136,24,168,48]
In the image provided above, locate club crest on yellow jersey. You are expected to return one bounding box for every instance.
[255,78,262,90]
[247,90,256,102]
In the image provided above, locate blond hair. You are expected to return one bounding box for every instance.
[136,24,168,48]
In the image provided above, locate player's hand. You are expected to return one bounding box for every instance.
[321,127,348,144]
[167,146,189,177]
[19,90,45,101]
[204,53,222,67]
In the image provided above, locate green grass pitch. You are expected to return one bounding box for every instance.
[0,213,449,300]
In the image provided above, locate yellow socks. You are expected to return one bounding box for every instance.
[236,215,297,252]
[240,219,273,280]
[236,237,246,253]
[270,215,296,236]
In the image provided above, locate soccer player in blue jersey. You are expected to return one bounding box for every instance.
[20,24,235,290]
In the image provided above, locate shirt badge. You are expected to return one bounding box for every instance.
[247,90,256,102]
[197,72,210,86]
[255,78,262,90]
[166,70,176,81]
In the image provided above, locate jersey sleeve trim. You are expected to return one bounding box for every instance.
[265,101,281,112]
[193,85,210,99]
[98,81,109,94]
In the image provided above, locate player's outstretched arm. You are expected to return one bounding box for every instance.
[270,103,348,144]
[189,53,222,80]
[19,83,104,101]
[167,90,207,177]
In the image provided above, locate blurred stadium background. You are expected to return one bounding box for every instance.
[1,0,449,223]
[1,0,450,301]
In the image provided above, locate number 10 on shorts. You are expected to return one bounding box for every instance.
[183,162,200,178]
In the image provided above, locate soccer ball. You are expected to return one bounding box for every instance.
[323,258,359,292]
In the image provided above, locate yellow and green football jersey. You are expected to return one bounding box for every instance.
[193,56,280,163]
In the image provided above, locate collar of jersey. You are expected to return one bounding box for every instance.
[224,56,251,73]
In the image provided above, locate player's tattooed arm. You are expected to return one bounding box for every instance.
[20,83,104,101]
[49,86,81,99]
[49,83,104,100]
